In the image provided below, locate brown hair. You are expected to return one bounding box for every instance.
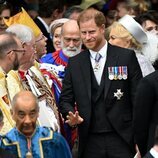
[77,8,106,27]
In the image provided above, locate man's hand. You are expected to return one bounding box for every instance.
[65,111,84,127]
[135,144,141,158]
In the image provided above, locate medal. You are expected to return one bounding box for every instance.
[26,138,32,158]
[114,66,118,80]
[26,151,32,158]
[114,89,124,100]
[122,66,128,80]
[108,67,114,80]
[94,63,100,72]
[118,66,122,80]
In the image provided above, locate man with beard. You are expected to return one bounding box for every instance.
[41,19,82,65]
[0,32,25,134]
[40,19,82,103]
[41,19,82,151]
[59,8,142,158]
[6,23,61,133]
[5,8,62,133]
[41,19,82,78]
[0,91,72,158]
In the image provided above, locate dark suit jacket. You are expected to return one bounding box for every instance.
[59,43,142,157]
[34,17,55,53]
[0,148,17,158]
[134,71,158,156]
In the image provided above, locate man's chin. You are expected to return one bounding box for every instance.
[22,130,34,137]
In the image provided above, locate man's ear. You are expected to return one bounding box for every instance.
[7,51,15,61]
[100,24,105,34]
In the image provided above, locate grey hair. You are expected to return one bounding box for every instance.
[6,24,34,43]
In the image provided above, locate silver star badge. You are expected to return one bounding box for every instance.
[114,89,123,100]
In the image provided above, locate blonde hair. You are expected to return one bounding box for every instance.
[109,22,142,50]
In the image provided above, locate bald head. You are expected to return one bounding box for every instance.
[11,91,38,110]
[11,91,39,137]
[61,20,80,36]
[0,33,19,58]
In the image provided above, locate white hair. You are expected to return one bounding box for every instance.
[6,24,34,43]
[142,32,158,64]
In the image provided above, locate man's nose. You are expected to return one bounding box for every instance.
[24,115,31,124]
[85,33,91,40]
[69,40,75,48]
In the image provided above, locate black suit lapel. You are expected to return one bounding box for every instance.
[79,50,91,100]
[104,44,119,101]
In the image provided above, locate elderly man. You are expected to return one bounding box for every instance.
[6,24,60,133]
[40,19,82,109]
[40,20,82,149]
[0,91,72,158]
[40,19,82,99]
[0,33,25,134]
[4,8,63,134]
[41,19,82,68]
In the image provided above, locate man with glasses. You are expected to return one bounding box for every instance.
[6,23,61,133]
[0,32,25,134]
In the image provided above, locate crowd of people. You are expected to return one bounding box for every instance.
[0,0,158,158]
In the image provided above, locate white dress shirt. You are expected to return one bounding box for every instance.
[89,42,107,85]
[150,148,158,158]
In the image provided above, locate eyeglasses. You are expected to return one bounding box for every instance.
[36,35,45,43]
[23,42,36,50]
[146,25,158,32]
[7,49,25,54]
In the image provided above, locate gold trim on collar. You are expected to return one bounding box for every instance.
[39,129,53,158]
[2,138,22,157]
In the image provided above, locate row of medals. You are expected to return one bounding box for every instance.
[108,66,128,80]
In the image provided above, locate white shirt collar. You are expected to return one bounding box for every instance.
[37,16,49,33]
[150,148,158,158]
[89,41,107,60]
